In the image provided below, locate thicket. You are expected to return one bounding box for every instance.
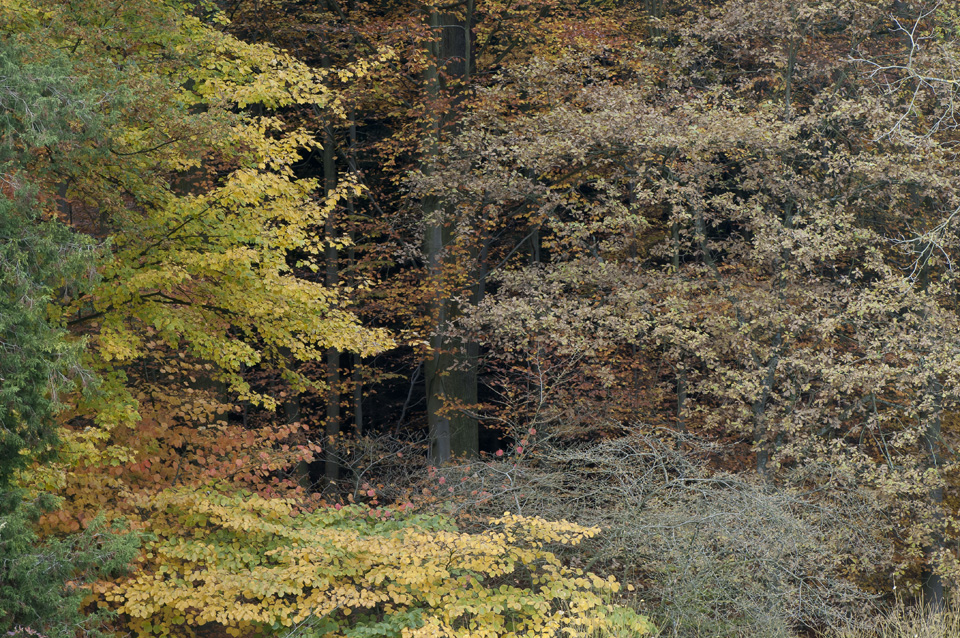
[4,0,960,636]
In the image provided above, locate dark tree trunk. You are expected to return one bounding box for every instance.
[323,109,341,483]
[423,6,480,464]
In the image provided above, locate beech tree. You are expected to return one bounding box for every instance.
[1,0,394,455]
[1,0,393,567]
[219,0,628,464]
[104,488,654,638]
[13,0,960,633]
[409,0,960,605]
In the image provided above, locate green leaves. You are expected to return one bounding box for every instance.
[0,39,100,159]
[107,487,653,638]
[0,0,394,444]
[0,507,141,637]
[0,39,106,490]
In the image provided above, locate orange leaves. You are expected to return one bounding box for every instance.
[33,376,322,538]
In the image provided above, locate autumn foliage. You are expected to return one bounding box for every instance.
[9,0,960,636]
[101,489,652,638]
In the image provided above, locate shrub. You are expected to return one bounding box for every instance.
[414,431,885,637]
[103,486,656,638]
[0,497,139,637]
[834,596,960,638]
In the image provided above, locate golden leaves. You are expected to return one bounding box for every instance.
[1,0,395,414]
[105,488,652,637]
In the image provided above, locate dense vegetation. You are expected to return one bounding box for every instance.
[4,0,960,636]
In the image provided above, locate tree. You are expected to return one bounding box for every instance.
[409,0,960,606]
[0,0,395,481]
[420,3,481,463]
[0,38,102,491]
[0,36,140,636]
[219,0,627,463]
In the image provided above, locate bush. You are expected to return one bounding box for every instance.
[0,495,140,637]
[416,430,886,637]
[105,486,655,638]
[834,597,960,638]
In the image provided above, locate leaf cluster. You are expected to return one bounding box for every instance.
[104,488,653,638]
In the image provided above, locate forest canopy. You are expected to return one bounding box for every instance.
[3,0,960,637]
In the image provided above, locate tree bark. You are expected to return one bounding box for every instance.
[423,5,480,463]
[323,111,341,483]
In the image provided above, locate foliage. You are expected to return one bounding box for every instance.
[834,595,960,638]
[412,431,884,637]
[2,0,394,425]
[0,38,104,490]
[0,498,140,637]
[0,0,396,553]
[413,5,960,597]
[1,3,396,636]
[35,401,321,534]
[9,0,960,635]
[102,487,654,638]
[0,32,144,638]
[0,187,93,489]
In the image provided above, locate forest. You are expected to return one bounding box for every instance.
[3,0,960,636]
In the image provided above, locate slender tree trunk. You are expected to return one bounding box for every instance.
[919,259,945,609]
[752,344,780,477]
[676,368,687,433]
[353,355,363,437]
[920,374,945,609]
[644,0,664,42]
[345,108,364,438]
[323,109,341,483]
[754,197,794,476]
[783,3,800,123]
[286,390,312,488]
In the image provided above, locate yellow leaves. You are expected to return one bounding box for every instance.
[491,513,600,548]
[5,0,394,413]
[87,111,395,401]
[105,487,652,637]
[187,27,393,115]
[228,117,320,173]
[0,0,48,30]
[96,321,145,364]
[190,34,334,110]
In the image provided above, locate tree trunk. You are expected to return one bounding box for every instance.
[920,385,944,610]
[423,6,479,464]
[916,260,945,610]
[643,0,664,42]
[323,112,341,483]
[345,108,363,438]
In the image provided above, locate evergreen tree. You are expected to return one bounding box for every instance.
[0,37,139,635]
[0,38,101,488]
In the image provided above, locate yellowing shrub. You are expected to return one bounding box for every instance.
[102,487,654,638]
